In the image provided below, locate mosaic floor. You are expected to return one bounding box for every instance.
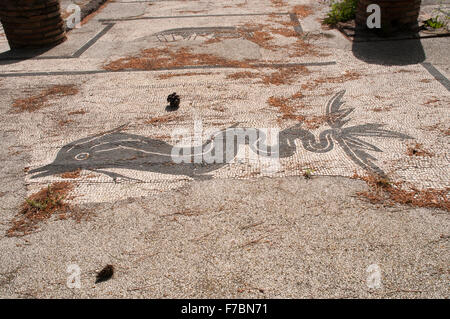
[0,0,448,203]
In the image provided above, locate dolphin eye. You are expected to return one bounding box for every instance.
[75,152,89,161]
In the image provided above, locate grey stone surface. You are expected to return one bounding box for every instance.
[0,176,448,298]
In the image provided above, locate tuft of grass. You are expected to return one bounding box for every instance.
[7,182,74,237]
[353,172,449,212]
[424,16,447,29]
[303,168,314,179]
[323,0,358,26]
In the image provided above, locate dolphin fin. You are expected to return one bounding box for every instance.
[91,169,143,183]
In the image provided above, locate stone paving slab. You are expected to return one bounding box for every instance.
[0,176,448,298]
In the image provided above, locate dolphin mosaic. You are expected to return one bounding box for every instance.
[28,91,413,181]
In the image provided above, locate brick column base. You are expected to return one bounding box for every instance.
[356,0,421,33]
[0,0,66,49]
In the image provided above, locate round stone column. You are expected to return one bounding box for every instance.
[0,0,66,49]
[356,0,422,33]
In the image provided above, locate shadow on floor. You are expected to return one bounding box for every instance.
[0,45,57,65]
[351,28,426,66]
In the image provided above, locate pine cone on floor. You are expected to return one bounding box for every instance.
[167,92,180,109]
[95,264,114,284]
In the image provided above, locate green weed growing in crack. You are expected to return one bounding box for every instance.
[424,16,447,29]
[424,0,449,29]
[323,0,358,26]
[7,182,74,237]
[25,185,65,210]
[303,168,315,180]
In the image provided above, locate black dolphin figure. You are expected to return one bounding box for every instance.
[29,91,413,181]
[28,123,271,181]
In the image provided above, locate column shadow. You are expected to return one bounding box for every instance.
[0,46,56,65]
[351,28,426,66]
